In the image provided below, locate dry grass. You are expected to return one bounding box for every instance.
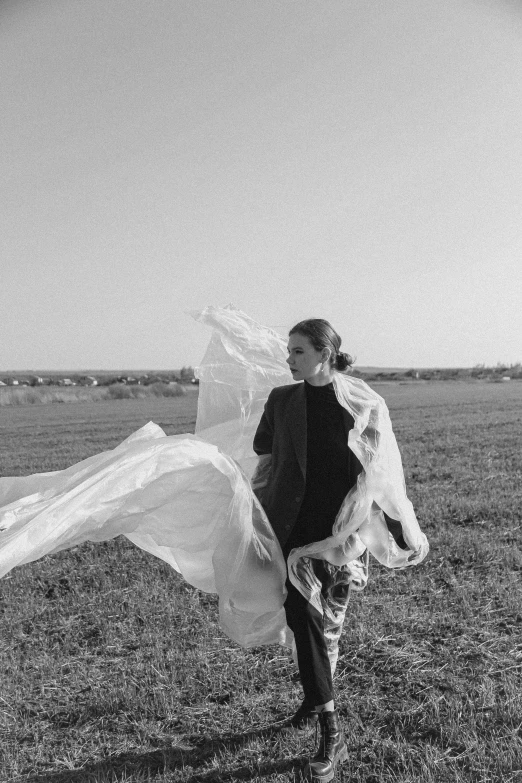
[0,386,107,406]
[104,383,187,400]
[0,382,521,782]
[0,384,189,407]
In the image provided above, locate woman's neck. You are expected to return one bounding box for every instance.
[305,370,335,387]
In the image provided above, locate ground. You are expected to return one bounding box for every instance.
[1,382,521,782]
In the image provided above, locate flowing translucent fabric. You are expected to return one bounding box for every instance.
[285,369,430,617]
[0,305,428,651]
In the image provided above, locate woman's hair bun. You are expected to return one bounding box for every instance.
[335,351,353,371]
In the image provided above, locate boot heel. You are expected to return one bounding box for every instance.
[307,710,349,781]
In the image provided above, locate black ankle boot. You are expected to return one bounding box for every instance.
[306,710,348,782]
[289,698,318,729]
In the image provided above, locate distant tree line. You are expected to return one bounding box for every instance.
[352,363,522,382]
[3,363,521,388]
[1,367,198,387]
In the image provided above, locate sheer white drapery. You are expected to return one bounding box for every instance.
[0,305,428,646]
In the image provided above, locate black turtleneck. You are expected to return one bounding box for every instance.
[283,381,363,552]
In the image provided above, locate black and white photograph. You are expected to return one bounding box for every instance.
[1,2,521,781]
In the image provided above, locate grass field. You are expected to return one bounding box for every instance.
[0,383,191,408]
[1,382,521,782]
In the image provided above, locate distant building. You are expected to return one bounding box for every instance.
[78,376,98,386]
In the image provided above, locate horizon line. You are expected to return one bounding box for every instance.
[2,363,519,375]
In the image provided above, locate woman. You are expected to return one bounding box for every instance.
[0,306,427,780]
[253,319,414,783]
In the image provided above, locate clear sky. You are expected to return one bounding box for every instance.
[1,0,521,370]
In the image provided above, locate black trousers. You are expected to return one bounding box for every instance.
[283,558,335,707]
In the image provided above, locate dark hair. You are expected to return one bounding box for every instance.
[289,318,353,371]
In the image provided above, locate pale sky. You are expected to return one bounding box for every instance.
[1,0,521,370]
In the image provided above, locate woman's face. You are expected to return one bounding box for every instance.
[286,333,330,382]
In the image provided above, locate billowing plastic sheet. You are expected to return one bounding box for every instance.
[0,305,428,649]
[0,421,289,646]
[285,368,429,618]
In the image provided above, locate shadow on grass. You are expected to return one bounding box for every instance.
[19,722,310,783]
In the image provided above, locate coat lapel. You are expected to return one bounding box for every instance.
[287,383,307,479]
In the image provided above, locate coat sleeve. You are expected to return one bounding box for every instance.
[253,391,274,456]
[251,392,275,503]
[381,510,408,550]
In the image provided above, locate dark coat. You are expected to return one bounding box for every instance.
[253,382,355,548]
[253,381,407,551]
